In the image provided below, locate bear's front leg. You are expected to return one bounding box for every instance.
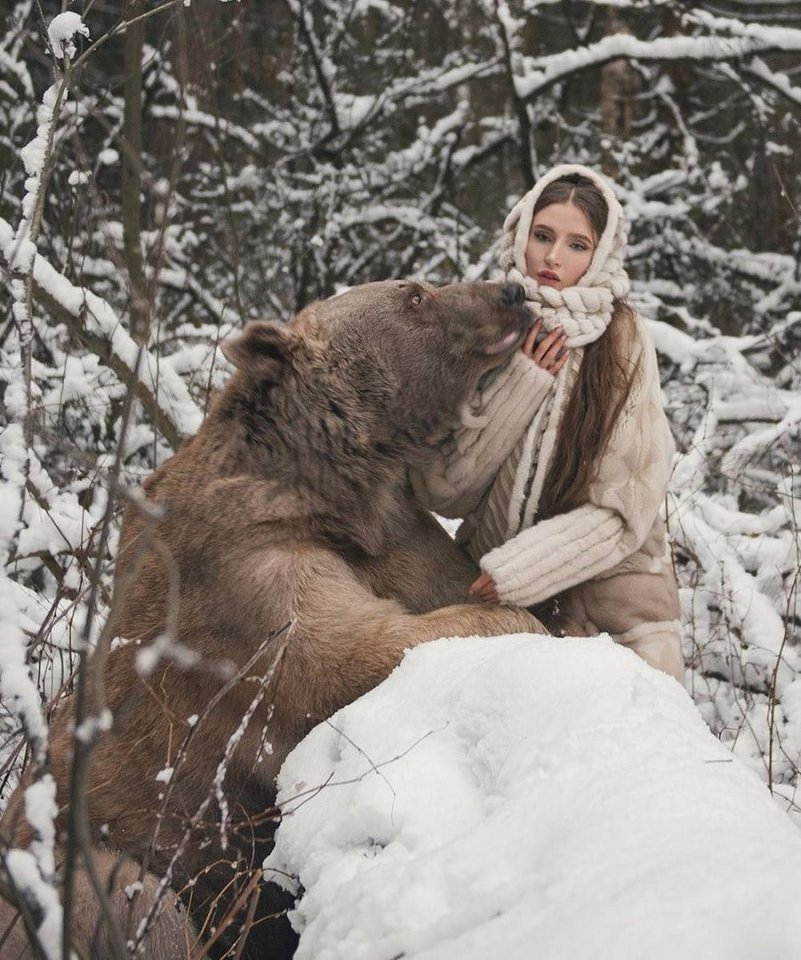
[272,546,545,730]
[352,493,481,614]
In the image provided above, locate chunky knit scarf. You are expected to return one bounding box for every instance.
[495,163,631,538]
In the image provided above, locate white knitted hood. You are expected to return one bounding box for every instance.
[498,163,630,347]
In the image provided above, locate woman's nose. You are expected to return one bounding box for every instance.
[545,246,560,265]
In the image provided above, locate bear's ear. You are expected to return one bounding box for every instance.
[221,322,292,383]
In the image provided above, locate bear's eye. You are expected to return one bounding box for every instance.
[410,293,423,306]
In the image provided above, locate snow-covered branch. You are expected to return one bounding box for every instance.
[1,218,203,449]
[1,0,800,953]
[515,22,801,99]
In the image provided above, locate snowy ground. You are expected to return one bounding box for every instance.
[265,634,801,960]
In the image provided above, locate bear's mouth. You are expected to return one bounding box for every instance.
[483,321,528,356]
[483,330,519,355]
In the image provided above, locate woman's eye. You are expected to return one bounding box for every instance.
[411,293,422,305]
[571,242,588,252]
[534,232,550,242]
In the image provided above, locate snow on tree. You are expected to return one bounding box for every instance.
[0,0,799,955]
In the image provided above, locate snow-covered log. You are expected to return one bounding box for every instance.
[266,634,801,960]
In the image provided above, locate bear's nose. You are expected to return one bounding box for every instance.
[500,282,525,307]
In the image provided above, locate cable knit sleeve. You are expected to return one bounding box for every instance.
[410,352,555,518]
[481,503,625,605]
[481,320,676,606]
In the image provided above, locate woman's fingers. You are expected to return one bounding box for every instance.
[540,333,568,374]
[469,573,499,603]
[533,329,563,363]
[531,328,567,372]
[522,322,569,374]
[469,572,491,594]
[551,348,569,375]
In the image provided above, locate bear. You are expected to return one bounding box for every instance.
[1,279,546,959]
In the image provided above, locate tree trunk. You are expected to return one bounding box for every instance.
[122,4,148,344]
[599,9,638,176]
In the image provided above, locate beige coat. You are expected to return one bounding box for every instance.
[412,315,684,681]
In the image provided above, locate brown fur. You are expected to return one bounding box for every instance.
[0,850,193,960]
[1,280,545,958]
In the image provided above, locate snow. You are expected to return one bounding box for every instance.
[23,775,58,878]
[515,25,801,100]
[0,421,49,759]
[722,394,801,475]
[2,0,800,953]
[668,496,788,664]
[2,848,63,959]
[0,44,35,99]
[74,709,113,744]
[265,634,801,960]
[47,12,89,61]
[746,57,801,108]
[150,105,260,150]
[0,215,204,441]
[334,93,376,130]
[1,770,61,960]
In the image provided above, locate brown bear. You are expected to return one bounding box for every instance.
[1,279,545,959]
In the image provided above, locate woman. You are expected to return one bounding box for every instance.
[412,163,684,681]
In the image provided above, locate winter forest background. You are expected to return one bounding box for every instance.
[1,0,800,953]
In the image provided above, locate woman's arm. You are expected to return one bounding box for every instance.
[478,328,675,605]
[479,503,625,605]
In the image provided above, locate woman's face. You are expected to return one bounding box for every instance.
[524,201,596,290]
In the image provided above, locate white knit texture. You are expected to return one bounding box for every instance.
[498,163,630,348]
[413,166,679,647]
[410,352,554,519]
[516,347,582,535]
[482,504,626,606]
[496,164,631,537]
[478,318,676,606]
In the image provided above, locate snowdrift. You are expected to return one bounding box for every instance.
[265,634,801,960]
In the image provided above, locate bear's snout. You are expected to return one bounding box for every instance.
[500,282,525,307]
[480,282,531,356]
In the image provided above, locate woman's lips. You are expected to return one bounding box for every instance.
[538,272,561,287]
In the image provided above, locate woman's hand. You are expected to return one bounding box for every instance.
[521,319,568,375]
[469,572,499,604]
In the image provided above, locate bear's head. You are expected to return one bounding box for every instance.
[221,279,531,462]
